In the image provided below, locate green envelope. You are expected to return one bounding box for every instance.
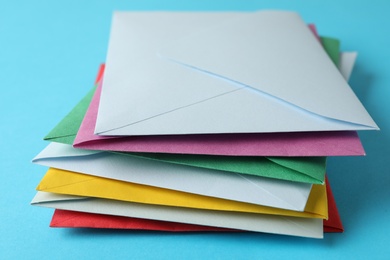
[125,152,326,184]
[43,37,341,185]
[45,87,96,145]
[320,37,340,66]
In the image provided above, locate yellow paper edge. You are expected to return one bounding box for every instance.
[37,168,328,219]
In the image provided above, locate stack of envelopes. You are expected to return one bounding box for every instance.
[31,11,378,239]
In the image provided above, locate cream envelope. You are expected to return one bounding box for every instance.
[31,191,323,238]
[95,11,377,136]
[33,142,312,211]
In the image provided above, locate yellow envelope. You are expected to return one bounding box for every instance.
[37,167,328,219]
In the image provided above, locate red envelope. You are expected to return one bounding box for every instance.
[94,63,105,85]
[323,177,344,232]
[50,209,234,232]
[50,177,343,233]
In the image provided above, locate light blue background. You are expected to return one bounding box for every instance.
[1,0,389,259]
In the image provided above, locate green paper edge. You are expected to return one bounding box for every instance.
[320,36,340,66]
[44,86,96,145]
[122,152,324,184]
[44,36,340,184]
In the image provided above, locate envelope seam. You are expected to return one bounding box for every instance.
[235,173,302,211]
[96,87,244,135]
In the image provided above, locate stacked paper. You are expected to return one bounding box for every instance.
[31,11,377,239]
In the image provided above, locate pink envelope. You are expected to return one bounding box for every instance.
[73,80,364,156]
[73,25,364,157]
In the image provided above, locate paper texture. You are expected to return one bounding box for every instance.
[50,209,232,231]
[44,64,104,144]
[33,142,312,211]
[126,153,326,184]
[43,38,365,157]
[36,167,327,218]
[31,191,323,238]
[49,177,340,232]
[95,11,377,136]
[39,141,327,184]
[72,50,365,156]
[323,177,344,232]
[339,52,358,81]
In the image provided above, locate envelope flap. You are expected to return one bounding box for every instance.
[45,64,103,144]
[126,152,324,184]
[31,191,88,204]
[44,86,95,144]
[320,36,340,65]
[72,40,367,155]
[267,157,326,184]
[339,52,357,81]
[323,177,343,232]
[74,62,366,156]
[50,180,329,229]
[32,193,323,238]
[96,12,246,134]
[304,181,328,218]
[49,209,233,231]
[33,142,100,163]
[38,168,326,218]
[36,168,95,192]
[158,11,377,129]
[33,142,313,210]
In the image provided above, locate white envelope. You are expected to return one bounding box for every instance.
[339,52,357,81]
[31,191,323,238]
[33,142,312,211]
[95,11,377,136]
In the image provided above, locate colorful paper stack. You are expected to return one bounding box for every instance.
[31,11,378,238]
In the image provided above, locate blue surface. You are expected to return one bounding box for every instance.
[1,0,389,259]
